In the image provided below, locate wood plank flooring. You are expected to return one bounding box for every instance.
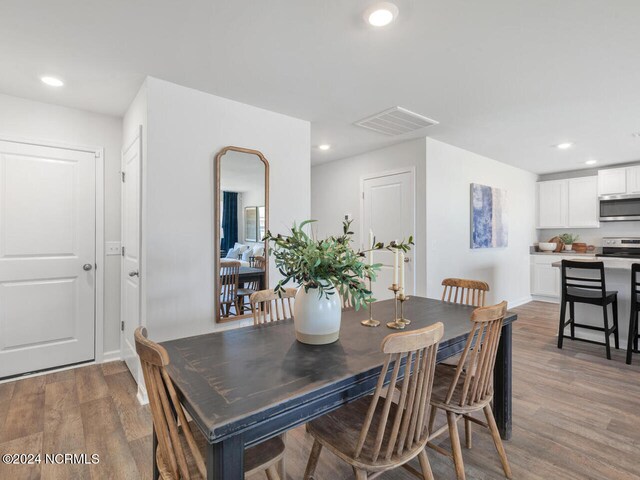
[0,301,639,479]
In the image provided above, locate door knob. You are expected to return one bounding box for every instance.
[83,264,93,271]
[404,257,410,263]
[129,270,139,277]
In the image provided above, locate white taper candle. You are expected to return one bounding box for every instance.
[399,251,405,294]
[393,248,399,285]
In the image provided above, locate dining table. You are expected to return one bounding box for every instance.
[158,296,517,480]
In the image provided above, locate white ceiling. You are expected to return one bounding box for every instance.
[1,0,639,174]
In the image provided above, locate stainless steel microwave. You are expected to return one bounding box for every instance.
[599,194,640,221]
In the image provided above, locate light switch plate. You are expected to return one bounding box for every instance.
[106,241,121,256]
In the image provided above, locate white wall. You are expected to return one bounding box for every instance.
[143,77,310,342]
[0,93,123,356]
[425,138,537,307]
[311,139,428,295]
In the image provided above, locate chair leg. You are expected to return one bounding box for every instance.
[483,405,513,479]
[354,468,367,480]
[447,412,466,480]
[303,439,323,480]
[558,300,567,348]
[464,418,472,449]
[603,304,612,360]
[418,449,435,480]
[266,465,280,480]
[569,301,575,339]
[627,307,638,365]
[612,298,620,349]
[277,433,287,480]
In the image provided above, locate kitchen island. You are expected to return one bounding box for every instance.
[552,257,637,348]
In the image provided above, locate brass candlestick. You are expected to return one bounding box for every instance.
[360,276,380,327]
[397,293,411,325]
[386,284,406,330]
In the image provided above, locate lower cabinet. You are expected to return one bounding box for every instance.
[530,255,596,300]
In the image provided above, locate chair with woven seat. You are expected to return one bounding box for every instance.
[626,263,640,364]
[558,260,619,359]
[238,256,267,312]
[134,327,284,479]
[220,259,240,317]
[427,301,512,480]
[303,322,444,480]
[249,288,296,325]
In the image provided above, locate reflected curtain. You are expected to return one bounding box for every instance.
[221,191,238,252]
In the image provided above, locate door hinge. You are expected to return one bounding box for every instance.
[95,151,101,159]
[121,171,125,182]
[121,321,125,332]
[95,263,98,271]
[121,246,125,256]
[362,191,365,199]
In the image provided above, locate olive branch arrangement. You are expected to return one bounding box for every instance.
[263,219,414,310]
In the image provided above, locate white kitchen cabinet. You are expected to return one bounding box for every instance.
[626,166,640,194]
[530,254,596,300]
[567,176,599,228]
[598,167,628,196]
[537,177,598,229]
[537,180,567,228]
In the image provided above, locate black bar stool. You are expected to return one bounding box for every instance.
[626,263,640,365]
[557,260,619,360]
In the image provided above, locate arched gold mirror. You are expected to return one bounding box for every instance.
[214,146,269,323]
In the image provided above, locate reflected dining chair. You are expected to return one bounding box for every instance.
[303,323,444,480]
[427,301,512,480]
[441,278,490,307]
[626,263,640,364]
[134,327,284,479]
[219,259,240,317]
[249,288,296,325]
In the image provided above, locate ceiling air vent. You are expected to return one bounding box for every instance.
[354,106,439,136]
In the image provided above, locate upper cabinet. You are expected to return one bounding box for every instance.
[598,168,627,195]
[537,176,599,229]
[598,166,640,196]
[626,166,640,194]
[537,180,567,228]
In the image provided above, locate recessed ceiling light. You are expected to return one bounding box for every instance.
[40,76,64,87]
[365,2,399,27]
[318,144,331,151]
[556,142,573,150]
[585,160,597,165]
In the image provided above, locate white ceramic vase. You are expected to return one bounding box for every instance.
[564,244,573,251]
[294,285,342,345]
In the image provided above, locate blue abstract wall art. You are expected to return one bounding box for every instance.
[470,183,508,249]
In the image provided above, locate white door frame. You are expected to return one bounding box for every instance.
[360,167,417,290]
[0,134,106,364]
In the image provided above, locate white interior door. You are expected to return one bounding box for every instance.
[121,131,142,379]
[0,140,96,378]
[362,170,415,301]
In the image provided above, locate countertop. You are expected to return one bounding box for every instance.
[530,251,596,256]
[551,257,639,269]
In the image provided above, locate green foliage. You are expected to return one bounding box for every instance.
[263,220,414,310]
[559,233,580,245]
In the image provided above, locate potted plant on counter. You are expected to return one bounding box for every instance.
[559,233,580,251]
[264,219,413,345]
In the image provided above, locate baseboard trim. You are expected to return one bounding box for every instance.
[531,295,560,304]
[102,350,122,363]
[137,383,149,405]
[509,296,533,308]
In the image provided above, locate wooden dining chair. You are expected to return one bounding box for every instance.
[253,255,266,269]
[134,327,284,479]
[249,288,296,325]
[427,301,512,480]
[441,278,490,307]
[220,260,240,317]
[303,323,444,480]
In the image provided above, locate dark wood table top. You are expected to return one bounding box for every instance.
[238,266,264,275]
[162,297,517,443]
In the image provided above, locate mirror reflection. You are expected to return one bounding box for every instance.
[216,147,268,322]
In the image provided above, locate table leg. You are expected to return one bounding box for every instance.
[152,427,159,480]
[206,435,244,480]
[493,322,513,440]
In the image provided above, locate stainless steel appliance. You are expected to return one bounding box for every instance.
[599,237,640,258]
[599,194,640,222]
